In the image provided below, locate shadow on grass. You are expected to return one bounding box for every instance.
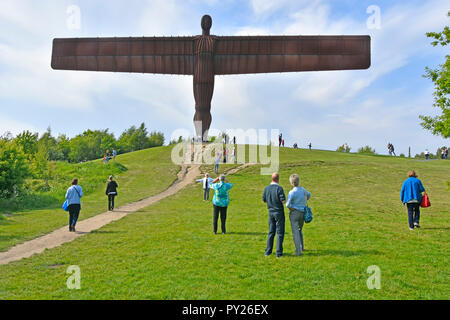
[302,249,382,257]
[90,230,124,234]
[228,232,267,236]
[420,227,450,230]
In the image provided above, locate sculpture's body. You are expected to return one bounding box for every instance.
[52,15,370,139]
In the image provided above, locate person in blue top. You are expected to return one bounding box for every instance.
[286,174,311,256]
[400,170,426,230]
[211,174,233,234]
[196,173,214,201]
[65,178,83,232]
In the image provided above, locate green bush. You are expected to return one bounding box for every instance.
[0,141,31,198]
[336,144,351,152]
[357,145,377,154]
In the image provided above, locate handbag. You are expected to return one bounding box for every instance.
[304,206,313,223]
[420,194,431,208]
[62,199,69,211]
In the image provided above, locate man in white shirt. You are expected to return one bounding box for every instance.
[196,173,214,201]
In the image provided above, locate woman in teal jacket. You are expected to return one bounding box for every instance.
[211,174,233,234]
[400,170,426,230]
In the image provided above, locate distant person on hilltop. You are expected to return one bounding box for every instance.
[282,139,285,147]
[293,143,298,149]
[196,173,214,201]
[263,173,286,258]
[112,149,117,160]
[286,174,311,256]
[344,143,349,152]
[65,178,83,232]
[424,149,430,160]
[279,134,282,147]
[308,143,312,151]
[391,144,396,156]
[106,175,118,211]
[211,174,233,234]
[400,170,426,230]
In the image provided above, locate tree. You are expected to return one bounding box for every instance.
[14,130,38,158]
[0,140,30,197]
[357,146,376,154]
[420,11,450,138]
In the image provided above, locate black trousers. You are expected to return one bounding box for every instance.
[213,205,228,234]
[68,204,81,227]
[108,194,116,210]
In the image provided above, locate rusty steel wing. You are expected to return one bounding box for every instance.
[51,37,195,75]
[213,35,371,75]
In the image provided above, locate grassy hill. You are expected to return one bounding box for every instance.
[0,146,448,299]
[0,146,180,251]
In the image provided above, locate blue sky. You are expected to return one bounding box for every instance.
[0,0,449,155]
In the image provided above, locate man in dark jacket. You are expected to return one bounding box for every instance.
[106,175,118,211]
[263,173,286,258]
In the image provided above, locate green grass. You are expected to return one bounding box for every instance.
[0,146,179,251]
[0,161,128,213]
[0,146,448,299]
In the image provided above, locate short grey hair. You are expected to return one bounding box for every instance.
[289,174,300,187]
[219,174,226,182]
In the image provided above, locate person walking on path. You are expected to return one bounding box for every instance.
[400,170,426,230]
[214,152,221,174]
[112,149,117,160]
[286,174,311,256]
[106,175,118,211]
[262,173,286,258]
[196,173,214,201]
[65,178,83,232]
[211,174,233,234]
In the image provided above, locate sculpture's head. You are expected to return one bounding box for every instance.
[201,15,212,35]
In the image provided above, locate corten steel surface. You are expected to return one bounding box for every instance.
[52,14,371,139]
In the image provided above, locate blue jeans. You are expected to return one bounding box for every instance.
[204,188,210,200]
[265,211,285,256]
[407,203,420,228]
[214,163,219,173]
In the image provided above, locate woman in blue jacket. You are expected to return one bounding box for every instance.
[65,178,83,232]
[400,170,426,230]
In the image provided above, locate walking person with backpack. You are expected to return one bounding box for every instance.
[106,175,118,211]
[65,178,83,232]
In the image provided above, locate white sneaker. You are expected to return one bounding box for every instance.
[414,223,421,228]
[409,228,414,231]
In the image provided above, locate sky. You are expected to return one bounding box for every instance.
[0,0,449,156]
